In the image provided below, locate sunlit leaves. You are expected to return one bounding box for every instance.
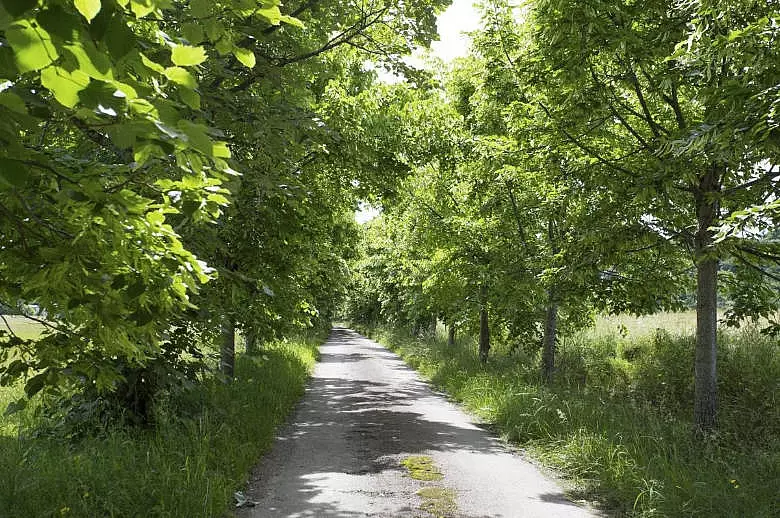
[171,45,207,67]
[232,46,255,68]
[74,0,101,22]
[5,19,58,72]
[164,66,197,88]
[41,66,90,107]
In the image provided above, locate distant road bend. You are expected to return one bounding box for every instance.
[239,327,600,518]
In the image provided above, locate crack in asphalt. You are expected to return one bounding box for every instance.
[238,327,601,518]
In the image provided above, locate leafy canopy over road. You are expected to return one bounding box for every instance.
[0,0,452,419]
[0,0,777,435]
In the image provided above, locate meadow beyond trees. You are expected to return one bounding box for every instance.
[0,0,778,516]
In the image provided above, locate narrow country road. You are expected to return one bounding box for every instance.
[238,327,600,518]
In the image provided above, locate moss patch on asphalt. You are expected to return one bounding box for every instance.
[417,486,457,517]
[401,455,457,517]
[400,455,443,481]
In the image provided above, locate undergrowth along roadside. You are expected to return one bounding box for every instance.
[358,324,779,518]
[0,334,320,518]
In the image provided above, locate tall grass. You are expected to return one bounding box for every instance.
[362,317,779,517]
[0,336,319,518]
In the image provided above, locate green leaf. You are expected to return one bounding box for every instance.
[256,5,281,25]
[233,46,255,69]
[6,20,59,73]
[0,157,28,186]
[130,0,155,18]
[181,23,204,44]
[164,66,197,88]
[0,5,12,31]
[190,0,209,18]
[4,398,26,416]
[215,37,232,55]
[171,45,207,67]
[63,41,113,80]
[41,66,90,108]
[105,14,137,59]
[280,14,304,28]
[74,0,101,22]
[178,85,201,110]
[140,53,165,74]
[24,370,47,397]
[0,91,27,114]
[178,120,212,154]
[212,142,231,158]
[204,19,225,41]
[36,6,81,41]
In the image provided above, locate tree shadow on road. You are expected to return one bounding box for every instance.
[238,328,585,518]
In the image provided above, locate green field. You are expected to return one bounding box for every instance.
[584,310,697,338]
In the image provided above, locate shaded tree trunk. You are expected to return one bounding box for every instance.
[245,327,258,355]
[542,216,559,383]
[447,322,456,346]
[542,288,557,383]
[221,318,235,379]
[478,285,490,363]
[693,165,721,433]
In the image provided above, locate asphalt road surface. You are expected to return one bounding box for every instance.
[238,327,600,518]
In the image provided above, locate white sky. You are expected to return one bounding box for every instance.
[431,0,481,62]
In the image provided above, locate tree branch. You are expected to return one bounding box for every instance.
[537,101,637,177]
[733,252,780,283]
[614,53,670,137]
[722,165,779,195]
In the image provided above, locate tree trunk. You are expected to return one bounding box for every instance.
[447,322,456,346]
[693,165,720,433]
[542,216,559,383]
[245,327,258,355]
[221,318,235,379]
[542,289,557,383]
[478,285,490,363]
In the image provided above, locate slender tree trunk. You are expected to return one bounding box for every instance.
[693,165,721,433]
[542,289,558,383]
[542,216,559,383]
[478,285,490,363]
[245,327,258,355]
[447,322,456,346]
[221,318,235,379]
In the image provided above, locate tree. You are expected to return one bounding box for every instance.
[0,0,453,415]
[0,0,271,405]
[498,0,779,431]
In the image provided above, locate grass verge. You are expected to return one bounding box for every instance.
[0,335,320,518]
[360,324,778,518]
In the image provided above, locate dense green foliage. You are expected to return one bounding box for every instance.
[0,335,318,517]
[361,319,778,517]
[0,0,777,514]
[0,0,452,417]
[345,0,779,432]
